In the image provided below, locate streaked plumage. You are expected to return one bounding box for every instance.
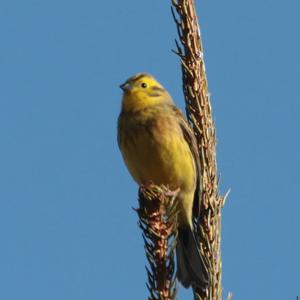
[117,73,208,290]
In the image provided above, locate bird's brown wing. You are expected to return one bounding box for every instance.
[171,105,202,221]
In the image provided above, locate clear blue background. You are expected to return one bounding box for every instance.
[0,0,299,299]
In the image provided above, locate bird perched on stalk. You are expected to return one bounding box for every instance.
[117,73,209,290]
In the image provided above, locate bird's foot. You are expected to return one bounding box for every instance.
[164,187,180,198]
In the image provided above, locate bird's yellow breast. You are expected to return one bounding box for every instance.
[118,106,196,194]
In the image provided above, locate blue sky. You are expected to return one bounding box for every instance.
[0,0,299,299]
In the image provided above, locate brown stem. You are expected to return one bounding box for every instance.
[137,185,179,300]
[171,1,227,299]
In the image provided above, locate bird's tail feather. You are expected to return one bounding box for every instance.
[176,226,209,290]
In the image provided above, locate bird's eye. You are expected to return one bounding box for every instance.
[141,82,147,88]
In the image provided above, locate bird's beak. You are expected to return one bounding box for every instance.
[119,82,131,92]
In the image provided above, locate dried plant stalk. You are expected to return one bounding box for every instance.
[137,185,179,300]
[171,1,227,300]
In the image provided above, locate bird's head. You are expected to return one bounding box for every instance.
[120,73,172,112]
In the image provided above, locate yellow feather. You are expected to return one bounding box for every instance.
[118,74,196,225]
[117,73,209,289]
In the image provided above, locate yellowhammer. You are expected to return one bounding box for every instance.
[117,73,208,290]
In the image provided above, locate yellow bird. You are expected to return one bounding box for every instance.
[117,73,208,290]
